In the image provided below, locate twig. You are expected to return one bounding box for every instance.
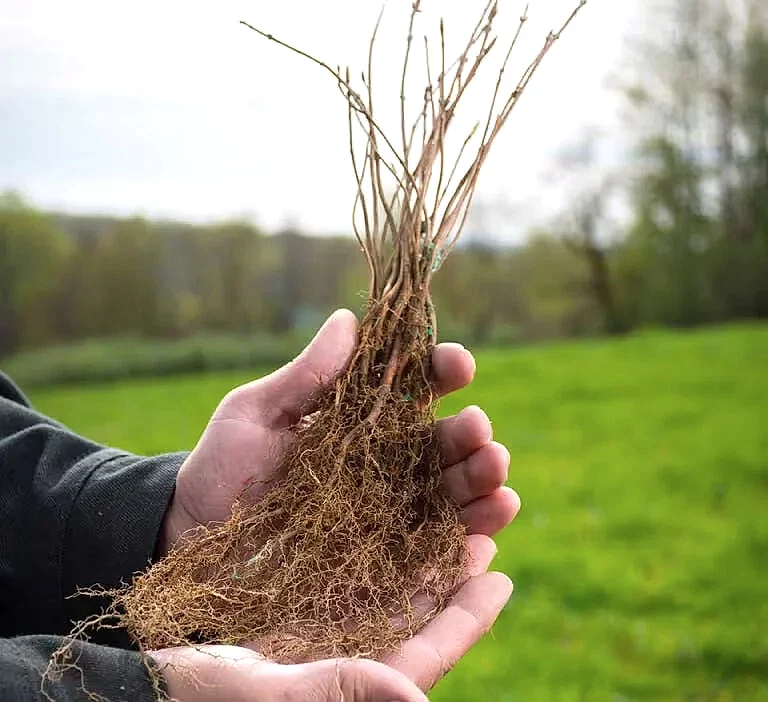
[240,0,588,367]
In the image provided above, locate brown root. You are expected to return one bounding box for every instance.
[115,295,467,662]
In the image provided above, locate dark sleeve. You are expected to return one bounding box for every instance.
[0,371,186,700]
[1,636,166,701]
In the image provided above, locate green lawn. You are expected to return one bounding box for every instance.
[28,324,768,701]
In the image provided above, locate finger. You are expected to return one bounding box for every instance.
[297,658,428,702]
[392,534,496,629]
[150,645,264,702]
[441,441,510,506]
[384,571,514,692]
[461,486,521,536]
[466,533,498,575]
[239,309,358,426]
[431,343,475,397]
[436,405,493,467]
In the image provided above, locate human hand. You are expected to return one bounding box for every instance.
[159,309,520,555]
[155,308,519,694]
[151,536,511,701]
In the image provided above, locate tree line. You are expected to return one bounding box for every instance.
[1,0,766,358]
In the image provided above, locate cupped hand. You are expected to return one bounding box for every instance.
[151,535,512,701]
[154,308,520,698]
[159,309,520,555]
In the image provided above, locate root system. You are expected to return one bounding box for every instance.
[117,295,466,662]
[54,0,587,672]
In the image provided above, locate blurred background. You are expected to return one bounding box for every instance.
[1,0,767,699]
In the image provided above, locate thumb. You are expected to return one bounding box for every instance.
[292,658,429,702]
[252,309,359,423]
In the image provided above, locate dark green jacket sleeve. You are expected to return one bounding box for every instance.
[0,371,187,700]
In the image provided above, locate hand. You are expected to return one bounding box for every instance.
[160,309,520,553]
[155,308,520,694]
[152,647,430,702]
[151,536,510,701]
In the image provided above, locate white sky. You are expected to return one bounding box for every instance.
[0,0,641,241]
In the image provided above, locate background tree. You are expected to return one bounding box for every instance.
[0,192,70,355]
[618,0,768,326]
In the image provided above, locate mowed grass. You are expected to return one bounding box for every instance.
[28,324,768,701]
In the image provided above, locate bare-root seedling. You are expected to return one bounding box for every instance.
[55,0,587,674]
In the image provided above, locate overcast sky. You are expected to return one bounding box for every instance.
[0,0,641,240]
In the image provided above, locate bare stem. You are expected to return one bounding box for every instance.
[241,1,588,381]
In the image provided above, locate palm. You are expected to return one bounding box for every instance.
[170,408,288,530]
[160,310,519,553]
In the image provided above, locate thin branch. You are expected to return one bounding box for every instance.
[367,8,385,266]
[480,5,528,147]
[401,1,421,166]
[240,19,416,190]
[240,0,588,344]
[435,121,480,213]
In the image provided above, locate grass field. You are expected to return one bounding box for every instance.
[28,323,768,701]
